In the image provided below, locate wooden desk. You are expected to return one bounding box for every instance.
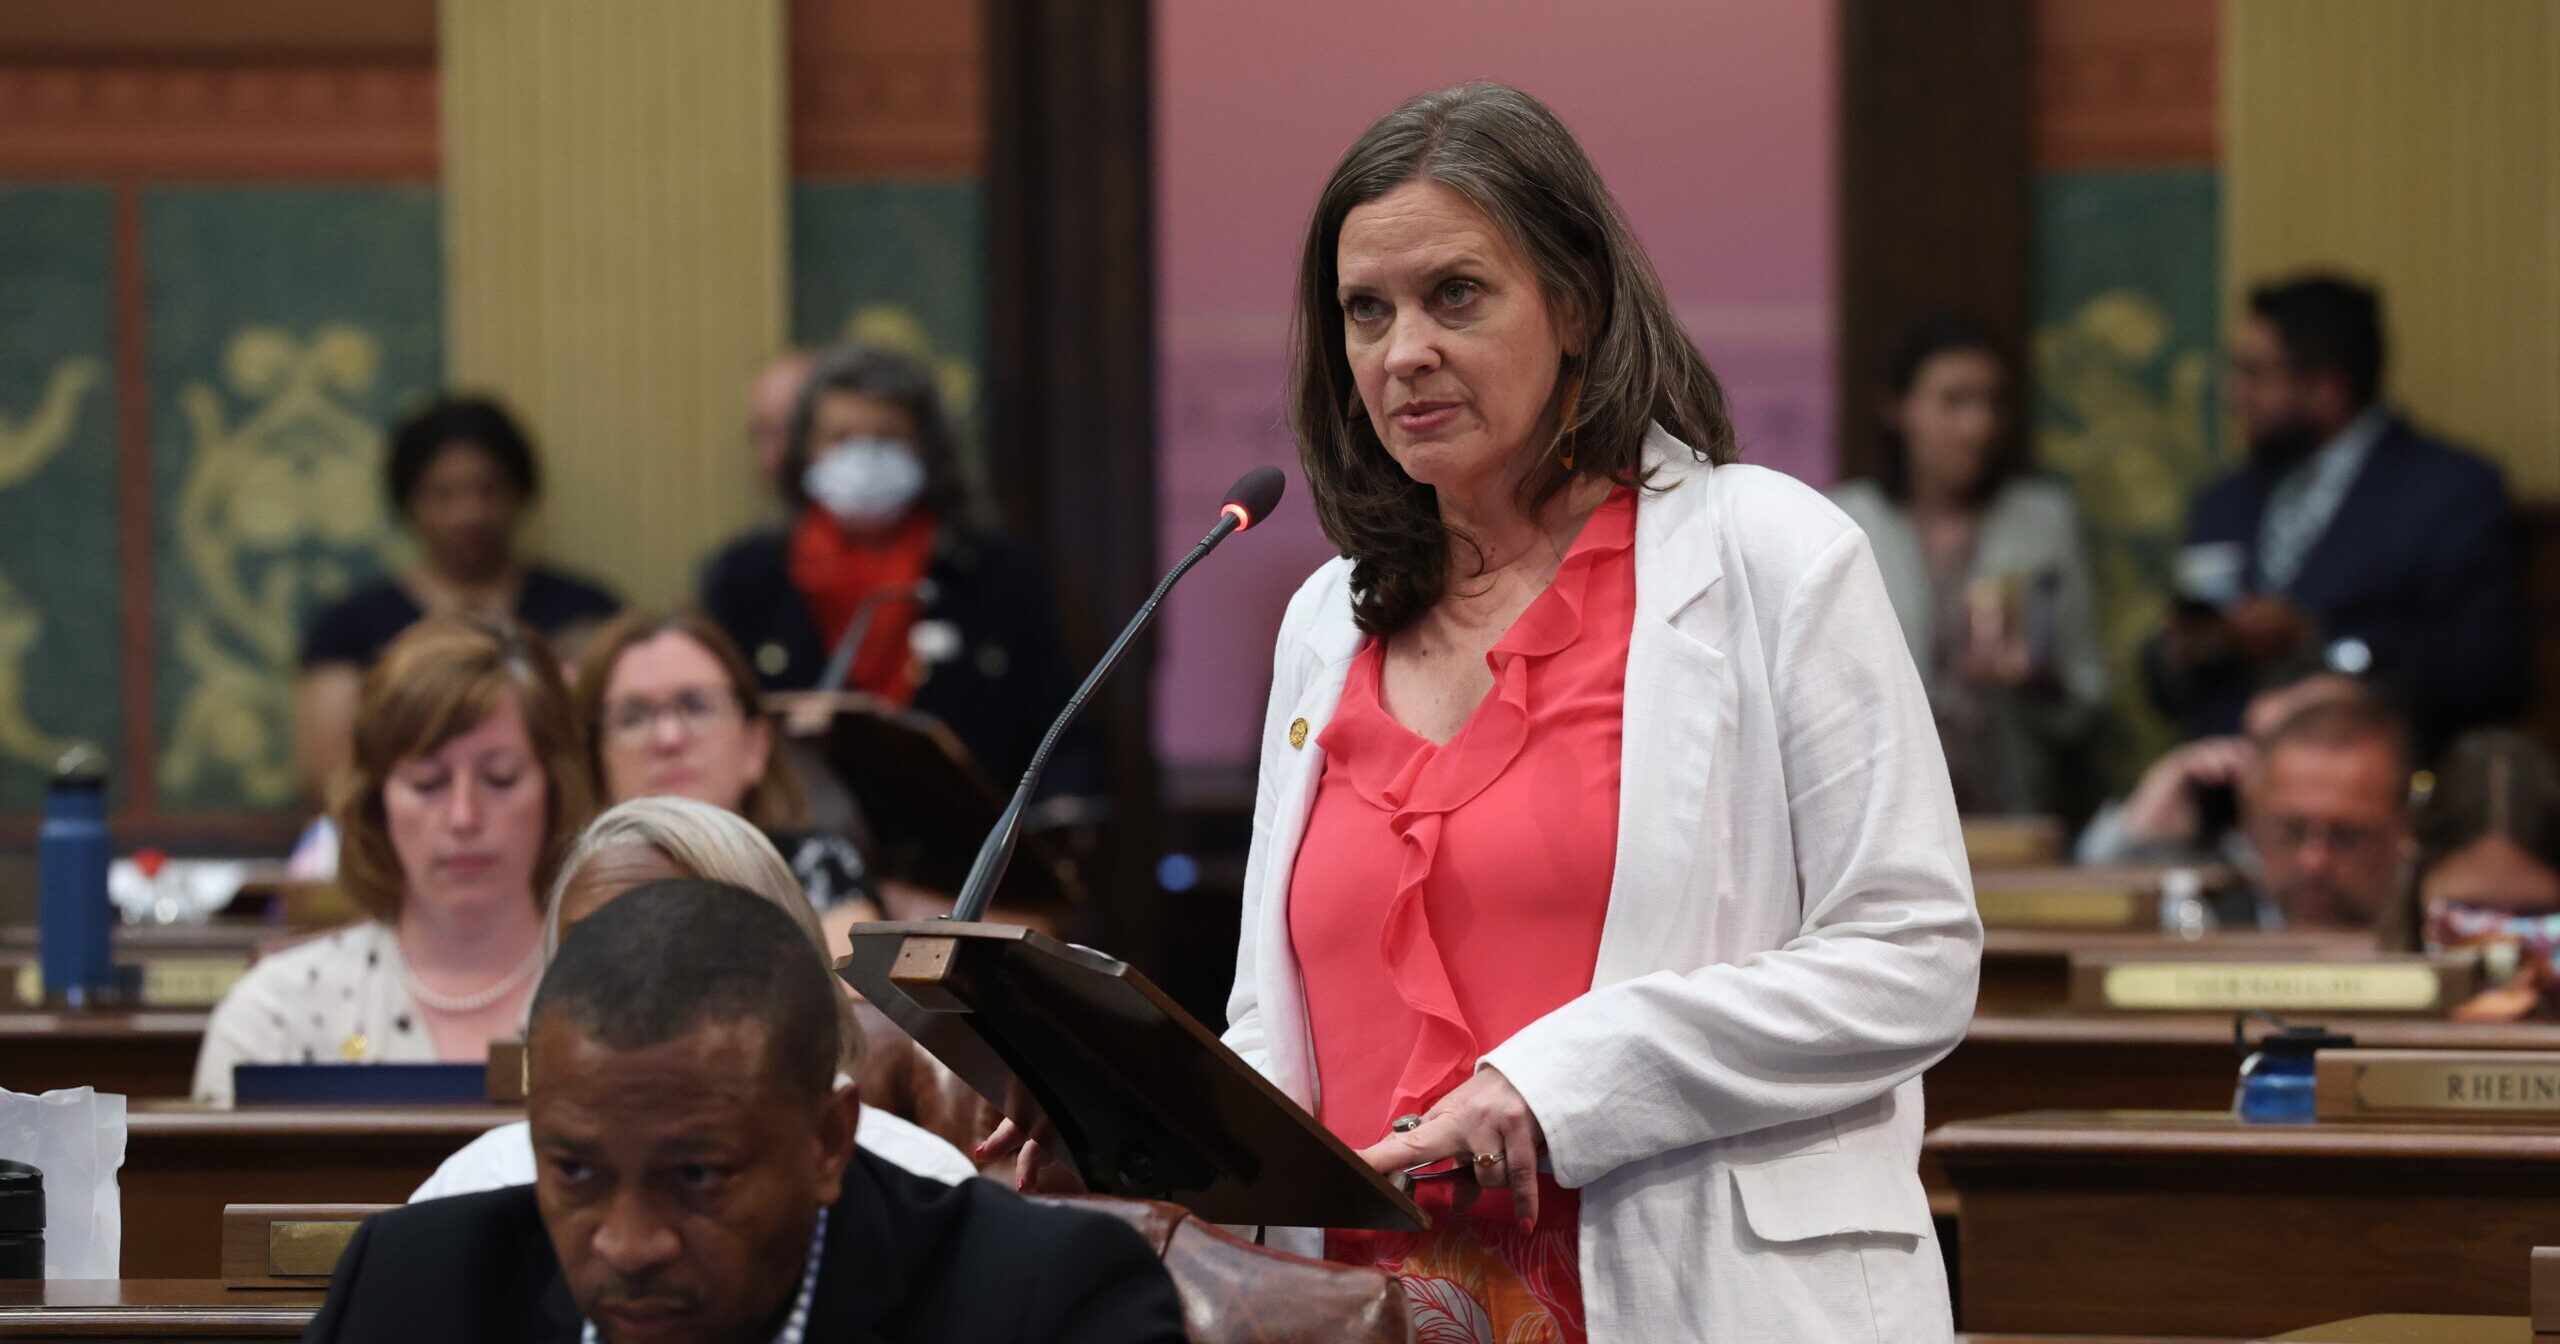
[0,923,289,1004]
[0,1280,320,1340]
[1930,1110,2560,1338]
[1975,929,2379,1014]
[0,1013,207,1099]
[1959,1337,2245,1344]
[1928,1016,2560,1130]
[118,1103,513,1278]
[2268,1317,2546,1343]
[0,922,284,959]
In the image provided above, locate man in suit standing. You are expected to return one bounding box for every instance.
[305,879,1185,1344]
[2150,275,2525,749]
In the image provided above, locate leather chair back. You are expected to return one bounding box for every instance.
[1039,1195,1409,1344]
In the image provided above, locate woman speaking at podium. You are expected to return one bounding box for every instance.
[1223,83,1981,1342]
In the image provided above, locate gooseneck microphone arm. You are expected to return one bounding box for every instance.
[818,579,935,692]
[948,467,1285,924]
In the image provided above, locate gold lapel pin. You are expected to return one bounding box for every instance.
[1288,718,1310,749]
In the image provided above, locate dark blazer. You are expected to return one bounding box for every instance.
[301,566,621,670]
[2148,415,2526,743]
[700,525,1104,805]
[304,1152,1186,1344]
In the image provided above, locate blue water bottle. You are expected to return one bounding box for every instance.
[38,743,117,1006]
[2233,1013,2354,1124]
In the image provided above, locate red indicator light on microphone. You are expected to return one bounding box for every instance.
[1219,467,1285,533]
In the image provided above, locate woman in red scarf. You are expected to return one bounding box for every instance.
[699,346,1102,817]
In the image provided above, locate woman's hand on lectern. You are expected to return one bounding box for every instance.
[1354,1065,1546,1226]
[974,1111,1086,1195]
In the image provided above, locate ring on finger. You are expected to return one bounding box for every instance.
[1474,1151,1506,1173]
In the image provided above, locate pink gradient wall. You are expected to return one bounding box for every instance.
[1154,1,1836,771]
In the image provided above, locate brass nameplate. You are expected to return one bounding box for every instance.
[142,958,246,1007]
[2096,961,2444,1012]
[2316,1049,2560,1121]
[12,958,243,1007]
[890,936,958,985]
[267,1220,362,1276]
[886,937,966,1013]
[1974,887,2147,930]
[486,1038,528,1104]
[1963,816,2063,869]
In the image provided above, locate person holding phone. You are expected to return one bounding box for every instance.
[2148,276,2524,751]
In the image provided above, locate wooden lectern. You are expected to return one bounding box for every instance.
[833,471,1418,1233]
[839,921,1424,1232]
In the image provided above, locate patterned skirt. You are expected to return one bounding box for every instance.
[1326,1177,1585,1344]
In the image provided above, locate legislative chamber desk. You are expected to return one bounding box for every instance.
[118,1103,510,1279]
[0,1013,207,1100]
[1930,1110,2560,1338]
[0,1282,319,1341]
[2269,1318,2546,1343]
[1971,928,2380,1015]
[1927,1016,2560,1131]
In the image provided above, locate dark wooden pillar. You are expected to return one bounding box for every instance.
[1835,0,2033,482]
[982,0,1163,962]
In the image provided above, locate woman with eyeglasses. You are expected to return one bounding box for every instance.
[569,611,882,930]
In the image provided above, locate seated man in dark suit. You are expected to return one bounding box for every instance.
[305,878,1185,1344]
[2149,274,2525,750]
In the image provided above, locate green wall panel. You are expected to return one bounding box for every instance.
[144,187,441,812]
[0,187,120,811]
[2033,167,2226,785]
[791,180,984,445]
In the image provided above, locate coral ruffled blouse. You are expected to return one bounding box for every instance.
[1289,487,1635,1166]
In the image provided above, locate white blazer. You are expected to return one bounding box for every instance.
[1223,430,1981,1344]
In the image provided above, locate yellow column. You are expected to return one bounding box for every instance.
[2225,0,2560,497]
[440,0,786,607]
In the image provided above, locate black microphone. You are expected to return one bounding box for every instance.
[948,466,1286,923]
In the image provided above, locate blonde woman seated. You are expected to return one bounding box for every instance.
[409,797,976,1199]
[194,616,589,1107]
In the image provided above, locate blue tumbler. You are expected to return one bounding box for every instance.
[2233,1013,2355,1124]
[37,743,116,1006]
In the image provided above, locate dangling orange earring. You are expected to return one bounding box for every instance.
[1556,367,1585,472]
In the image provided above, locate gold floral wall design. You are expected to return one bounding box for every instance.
[2033,167,2224,792]
[158,325,398,806]
[0,356,103,772]
[2037,288,2220,783]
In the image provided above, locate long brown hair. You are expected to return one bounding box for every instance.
[1289,81,1738,636]
[569,610,810,833]
[2382,729,2560,951]
[335,615,592,922]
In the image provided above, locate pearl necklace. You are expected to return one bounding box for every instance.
[395,940,544,1014]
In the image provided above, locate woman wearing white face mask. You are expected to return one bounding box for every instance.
[699,344,1103,816]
